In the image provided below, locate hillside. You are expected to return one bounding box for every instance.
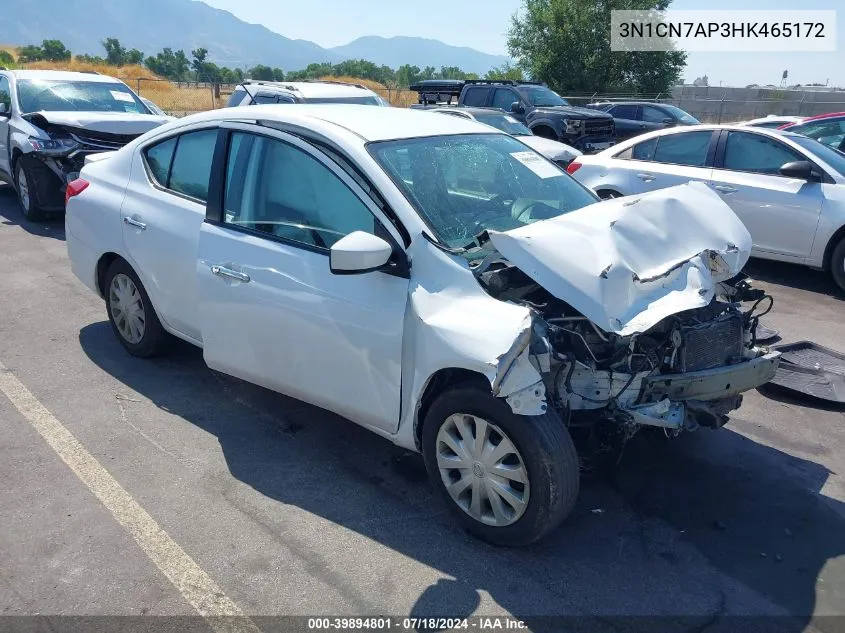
[331,36,509,75]
[1,0,509,74]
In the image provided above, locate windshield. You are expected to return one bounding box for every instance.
[661,104,699,124]
[369,133,598,250]
[789,118,845,150]
[790,135,845,178]
[16,79,148,114]
[474,113,532,136]
[303,96,381,105]
[522,86,569,107]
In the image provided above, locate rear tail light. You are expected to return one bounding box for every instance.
[566,160,582,175]
[65,178,89,205]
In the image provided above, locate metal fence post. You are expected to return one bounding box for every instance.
[136,78,142,96]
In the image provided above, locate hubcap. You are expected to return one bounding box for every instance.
[109,274,146,344]
[436,414,530,527]
[17,168,30,210]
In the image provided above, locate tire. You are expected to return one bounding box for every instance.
[15,157,49,221]
[831,237,845,294]
[422,385,580,546]
[104,258,169,358]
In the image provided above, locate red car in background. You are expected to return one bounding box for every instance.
[780,112,845,152]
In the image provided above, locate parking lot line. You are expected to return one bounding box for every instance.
[0,359,261,633]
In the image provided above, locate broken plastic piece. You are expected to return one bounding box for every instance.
[768,341,845,403]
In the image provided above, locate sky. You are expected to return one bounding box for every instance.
[198,0,845,87]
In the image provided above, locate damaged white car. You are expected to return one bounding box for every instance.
[65,105,780,546]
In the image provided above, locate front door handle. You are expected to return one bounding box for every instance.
[123,216,146,230]
[712,184,738,194]
[211,265,251,283]
[636,173,655,182]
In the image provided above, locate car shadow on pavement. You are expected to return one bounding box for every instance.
[0,184,66,241]
[78,322,845,632]
[744,258,843,300]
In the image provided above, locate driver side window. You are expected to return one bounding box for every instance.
[223,132,375,250]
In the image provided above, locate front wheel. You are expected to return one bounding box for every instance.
[422,386,580,546]
[830,237,845,294]
[15,157,49,221]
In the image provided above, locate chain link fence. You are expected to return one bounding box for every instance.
[136,78,845,123]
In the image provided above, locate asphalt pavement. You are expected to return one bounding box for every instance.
[1,182,844,633]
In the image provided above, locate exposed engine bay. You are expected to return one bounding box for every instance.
[473,254,778,462]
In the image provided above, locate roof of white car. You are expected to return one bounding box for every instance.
[6,69,123,83]
[179,103,495,142]
[242,81,377,98]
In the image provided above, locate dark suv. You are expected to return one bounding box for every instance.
[410,80,615,152]
[588,101,699,141]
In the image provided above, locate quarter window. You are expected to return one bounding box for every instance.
[610,104,637,119]
[222,132,376,250]
[652,131,711,167]
[722,132,803,175]
[144,129,217,201]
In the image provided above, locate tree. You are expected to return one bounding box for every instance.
[508,0,686,94]
[41,39,71,61]
[102,37,126,66]
[144,48,190,80]
[17,45,44,63]
[75,53,106,64]
[248,64,275,81]
[486,62,524,81]
[0,50,16,67]
[126,49,145,65]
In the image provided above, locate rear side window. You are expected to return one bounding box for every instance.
[652,131,711,167]
[226,89,246,107]
[462,87,490,107]
[722,132,803,175]
[610,104,637,119]
[143,129,217,202]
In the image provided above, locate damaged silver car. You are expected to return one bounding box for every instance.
[65,106,779,546]
[0,70,170,220]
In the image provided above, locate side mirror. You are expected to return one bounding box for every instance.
[662,117,675,125]
[510,101,525,115]
[330,231,393,275]
[0,102,9,116]
[779,160,821,181]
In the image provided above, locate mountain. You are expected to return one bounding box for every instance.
[0,0,508,75]
[1,0,340,70]
[331,36,509,75]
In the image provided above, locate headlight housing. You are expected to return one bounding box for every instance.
[28,136,79,156]
[562,118,583,135]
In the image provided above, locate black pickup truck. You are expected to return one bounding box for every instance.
[409,79,615,153]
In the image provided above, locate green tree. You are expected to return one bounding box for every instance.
[41,39,71,61]
[485,62,524,81]
[248,64,275,80]
[102,37,126,66]
[144,48,190,80]
[0,50,15,67]
[126,49,145,65]
[75,53,106,64]
[508,0,686,94]
[17,45,44,63]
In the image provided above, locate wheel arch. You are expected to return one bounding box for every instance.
[413,367,490,449]
[96,252,123,298]
[822,224,845,272]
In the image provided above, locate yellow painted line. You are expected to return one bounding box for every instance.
[0,360,260,633]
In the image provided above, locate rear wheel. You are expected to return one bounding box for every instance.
[104,259,169,357]
[422,385,579,546]
[831,237,845,293]
[15,157,49,221]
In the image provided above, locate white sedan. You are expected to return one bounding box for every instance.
[66,105,778,545]
[569,125,845,291]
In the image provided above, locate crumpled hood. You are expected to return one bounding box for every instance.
[517,135,581,162]
[487,182,752,336]
[24,111,170,135]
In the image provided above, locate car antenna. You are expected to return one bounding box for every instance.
[237,81,258,106]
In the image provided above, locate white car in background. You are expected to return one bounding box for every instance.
[65,105,778,545]
[739,115,805,129]
[569,125,845,291]
[431,106,581,167]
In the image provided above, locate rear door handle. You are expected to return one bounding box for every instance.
[712,184,738,194]
[211,265,251,283]
[123,216,146,230]
[636,173,655,182]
